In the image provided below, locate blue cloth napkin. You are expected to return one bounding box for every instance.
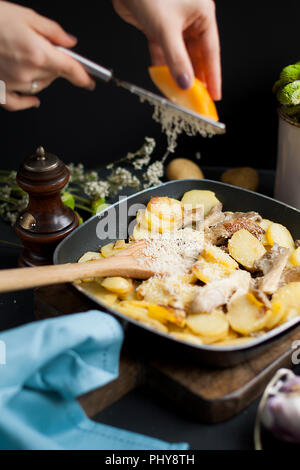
[0,311,188,450]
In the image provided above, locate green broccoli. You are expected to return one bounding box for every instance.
[273,63,300,94]
[280,64,300,82]
[277,80,300,105]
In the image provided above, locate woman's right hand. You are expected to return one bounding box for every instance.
[0,1,95,111]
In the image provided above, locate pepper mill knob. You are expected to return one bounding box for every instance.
[15,147,79,267]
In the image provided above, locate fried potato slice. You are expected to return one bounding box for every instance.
[78,252,102,263]
[258,219,274,246]
[147,197,183,222]
[202,244,239,270]
[101,277,134,295]
[228,229,266,270]
[132,224,151,241]
[115,301,168,333]
[181,190,220,216]
[266,223,295,252]
[268,282,300,329]
[227,293,268,335]
[100,243,115,258]
[78,252,103,282]
[186,310,229,339]
[137,277,198,310]
[214,337,253,347]
[137,209,176,234]
[193,257,233,284]
[80,282,118,307]
[148,304,186,327]
[113,240,127,250]
[100,240,130,258]
[170,332,203,346]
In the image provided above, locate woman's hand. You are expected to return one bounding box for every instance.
[113,0,221,100]
[0,2,95,111]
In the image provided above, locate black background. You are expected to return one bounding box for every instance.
[0,0,299,171]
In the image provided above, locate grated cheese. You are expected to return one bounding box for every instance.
[137,228,204,277]
[140,96,213,152]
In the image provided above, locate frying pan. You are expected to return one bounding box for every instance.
[54,179,300,367]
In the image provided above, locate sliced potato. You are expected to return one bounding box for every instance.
[178,273,198,284]
[193,257,232,284]
[114,240,127,250]
[101,277,134,295]
[266,223,295,252]
[137,209,176,234]
[137,277,198,310]
[228,229,266,270]
[170,332,203,346]
[132,224,151,241]
[142,319,169,333]
[290,247,300,266]
[186,311,229,338]
[227,293,268,335]
[118,286,139,301]
[148,304,186,327]
[258,219,274,246]
[78,252,103,282]
[214,337,253,347]
[181,190,220,216]
[269,282,300,328]
[78,252,102,263]
[202,244,239,270]
[114,300,149,319]
[80,282,118,307]
[147,197,182,222]
[115,301,168,333]
[100,243,115,258]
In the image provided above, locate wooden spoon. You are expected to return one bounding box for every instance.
[0,241,153,294]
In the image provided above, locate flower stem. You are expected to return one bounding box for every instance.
[0,196,19,205]
[0,239,23,249]
[75,203,93,214]
[73,194,91,204]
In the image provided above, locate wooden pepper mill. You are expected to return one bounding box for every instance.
[15,146,79,267]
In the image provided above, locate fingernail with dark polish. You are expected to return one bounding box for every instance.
[177,74,192,90]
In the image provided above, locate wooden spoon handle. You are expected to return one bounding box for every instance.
[0,256,147,294]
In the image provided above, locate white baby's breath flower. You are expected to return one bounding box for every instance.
[0,186,12,199]
[67,163,85,183]
[144,161,165,188]
[108,167,140,194]
[132,155,151,170]
[83,181,110,200]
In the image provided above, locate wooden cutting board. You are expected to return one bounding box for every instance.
[34,284,300,423]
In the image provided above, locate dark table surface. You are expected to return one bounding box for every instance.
[0,168,299,451]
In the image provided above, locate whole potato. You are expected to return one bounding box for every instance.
[166,158,204,181]
[221,167,259,192]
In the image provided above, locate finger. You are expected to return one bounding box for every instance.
[148,40,166,66]
[158,23,194,90]
[44,47,96,90]
[30,12,77,48]
[7,75,57,95]
[197,20,222,100]
[2,92,40,112]
[187,37,207,85]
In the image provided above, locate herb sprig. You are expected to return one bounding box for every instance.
[0,137,165,226]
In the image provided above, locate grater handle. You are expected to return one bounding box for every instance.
[57,47,113,82]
